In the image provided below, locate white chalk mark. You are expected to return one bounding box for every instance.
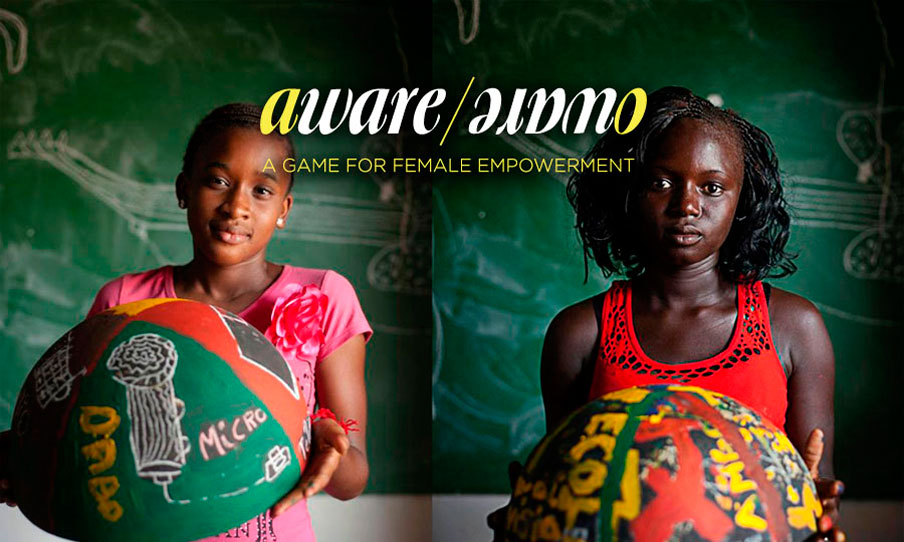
[299,416,312,462]
[107,334,190,492]
[0,9,27,77]
[33,331,86,408]
[367,242,430,295]
[452,0,480,44]
[431,295,443,420]
[263,445,291,482]
[812,300,900,327]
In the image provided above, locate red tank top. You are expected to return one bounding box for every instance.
[588,280,788,429]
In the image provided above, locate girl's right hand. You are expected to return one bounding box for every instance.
[0,430,16,507]
[803,429,846,542]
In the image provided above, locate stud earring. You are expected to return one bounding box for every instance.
[178,199,186,209]
[276,218,285,227]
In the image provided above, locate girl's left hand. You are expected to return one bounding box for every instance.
[802,428,846,542]
[271,417,350,517]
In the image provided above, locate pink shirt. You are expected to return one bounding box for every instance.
[88,265,372,542]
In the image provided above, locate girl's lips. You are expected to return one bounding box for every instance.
[212,225,251,244]
[667,233,703,246]
[665,228,703,246]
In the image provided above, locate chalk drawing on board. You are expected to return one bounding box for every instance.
[106,333,190,492]
[33,330,86,408]
[360,134,431,295]
[7,130,430,303]
[834,107,903,283]
[0,9,27,79]
[431,295,443,420]
[452,0,480,44]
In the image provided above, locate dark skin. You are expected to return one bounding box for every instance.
[1,127,369,516]
[492,119,843,541]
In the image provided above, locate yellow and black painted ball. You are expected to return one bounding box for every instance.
[505,385,821,542]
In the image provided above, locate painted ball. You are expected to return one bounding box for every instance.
[504,385,822,542]
[10,299,310,542]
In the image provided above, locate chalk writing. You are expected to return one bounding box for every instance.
[199,406,268,461]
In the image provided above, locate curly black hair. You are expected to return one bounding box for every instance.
[566,86,796,283]
[182,102,296,189]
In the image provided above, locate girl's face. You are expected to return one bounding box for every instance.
[178,127,293,268]
[636,118,744,271]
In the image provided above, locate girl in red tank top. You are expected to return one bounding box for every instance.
[539,87,843,538]
[589,280,788,428]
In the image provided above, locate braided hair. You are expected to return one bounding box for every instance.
[182,103,296,189]
[567,86,796,282]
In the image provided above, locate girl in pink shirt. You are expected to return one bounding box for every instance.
[37,103,371,542]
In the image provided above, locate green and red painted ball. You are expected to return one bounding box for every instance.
[505,385,822,542]
[10,298,310,542]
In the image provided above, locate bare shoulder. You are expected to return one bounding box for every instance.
[546,297,600,352]
[767,286,826,337]
[767,285,833,376]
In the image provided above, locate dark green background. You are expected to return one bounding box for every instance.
[433,1,903,498]
[0,1,431,493]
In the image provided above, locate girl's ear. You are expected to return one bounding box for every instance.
[175,173,188,209]
[277,194,293,229]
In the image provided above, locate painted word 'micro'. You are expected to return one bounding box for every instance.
[79,406,123,522]
[199,406,268,461]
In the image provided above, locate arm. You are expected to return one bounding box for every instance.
[272,334,367,515]
[540,297,601,432]
[314,333,368,499]
[772,289,835,479]
[770,289,842,523]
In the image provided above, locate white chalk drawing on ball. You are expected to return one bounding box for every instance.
[33,331,86,409]
[264,445,292,483]
[299,416,312,462]
[198,406,269,461]
[106,333,190,493]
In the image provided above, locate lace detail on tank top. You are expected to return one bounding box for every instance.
[601,281,773,384]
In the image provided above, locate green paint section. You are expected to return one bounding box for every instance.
[597,390,667,542]
[52,322,300,542]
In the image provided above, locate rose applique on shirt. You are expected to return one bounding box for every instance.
[264,283,328,360]
[264,284,328,410]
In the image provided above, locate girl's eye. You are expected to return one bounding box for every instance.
[207,177,228,187]
[651,178,672,191]
[703,183,724,196]
[254,186,274,197]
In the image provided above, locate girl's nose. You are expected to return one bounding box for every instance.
[669,181,701,218]
[221,187,251,219]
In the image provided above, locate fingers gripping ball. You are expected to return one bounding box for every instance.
[9,299,311,542]
[505,385,821,542]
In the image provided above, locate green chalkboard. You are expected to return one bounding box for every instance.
[0,1,431,493]
[432,0,904,498]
